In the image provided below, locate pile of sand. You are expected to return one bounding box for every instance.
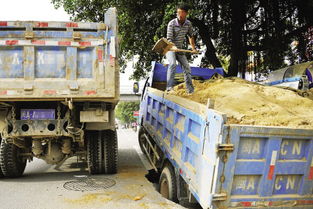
[169,78,313,129]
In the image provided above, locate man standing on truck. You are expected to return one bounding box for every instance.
[166,3,197,94]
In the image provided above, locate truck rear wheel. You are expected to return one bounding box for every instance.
[159,164,178,202]
[87,131,103,174]
[103,130,118,174]
[0,140,27,178]
[87,130,118,174]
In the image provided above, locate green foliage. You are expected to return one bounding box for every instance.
[218,55,231,73]
[52,0,313,77]
[115,101,139,124]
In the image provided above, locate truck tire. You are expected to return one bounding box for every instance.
[159,164,178,202]
[0,140,27,178]
[103,130,118,174]
[87,131,103,174]
[87,130,118,174]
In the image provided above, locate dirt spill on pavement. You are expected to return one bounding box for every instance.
[64,191,147,204]
[64,193,113,204]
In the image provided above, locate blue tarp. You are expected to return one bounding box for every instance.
[151,62,224,82]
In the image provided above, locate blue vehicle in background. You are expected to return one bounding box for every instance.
[139,62,313,208]
[148,62,224,91]
[264,61,313,90]
[0,8,119,177]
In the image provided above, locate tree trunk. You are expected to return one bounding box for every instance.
[190,18,222,68]
[228,0,245,77]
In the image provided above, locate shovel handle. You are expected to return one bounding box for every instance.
[170,48,199,54]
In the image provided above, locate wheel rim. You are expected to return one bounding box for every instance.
[160,178,170,199]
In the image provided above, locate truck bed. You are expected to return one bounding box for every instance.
[140,87,313,209]
[0,9,118,102]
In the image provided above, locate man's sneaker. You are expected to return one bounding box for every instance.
[166,87,173,92]
[187,89,194,95]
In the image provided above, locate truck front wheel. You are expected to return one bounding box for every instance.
[0,140,27,178]
[159,164,178,202]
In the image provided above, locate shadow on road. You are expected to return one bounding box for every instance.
[0,169,89,183]
[0,148,142,183]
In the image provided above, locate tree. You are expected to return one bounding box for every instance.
[52,0,313,78]
[115,101,139,124]
[52,0,222,78]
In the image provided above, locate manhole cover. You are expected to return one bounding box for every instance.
[63,176,116,191]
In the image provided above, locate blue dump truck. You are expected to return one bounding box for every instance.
[0,8,119,177]
[139,62,313,208]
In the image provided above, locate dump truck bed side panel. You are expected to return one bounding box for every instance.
[140,88,226,209]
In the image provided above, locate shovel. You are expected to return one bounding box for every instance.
[152,38,199,55]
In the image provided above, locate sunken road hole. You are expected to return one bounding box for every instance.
[145,169,160,184]
[145,169,161,191]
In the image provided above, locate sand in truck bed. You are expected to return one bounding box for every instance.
[169,78,313,129]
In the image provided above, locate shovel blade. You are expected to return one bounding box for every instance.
[152,38,173,55]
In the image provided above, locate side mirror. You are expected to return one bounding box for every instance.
[133,82,139,94]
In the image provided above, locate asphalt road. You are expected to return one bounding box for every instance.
[0,128,187,209]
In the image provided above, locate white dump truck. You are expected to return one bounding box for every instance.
[0,8,119,177]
